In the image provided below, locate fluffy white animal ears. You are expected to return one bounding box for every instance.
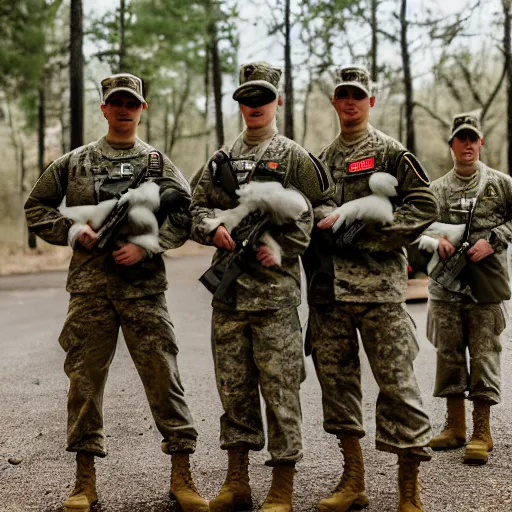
[368,172,398,197]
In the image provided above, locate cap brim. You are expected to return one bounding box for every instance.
[449,124,482,142]
[103,87,147,106]
[233,80,279,103]
[334,82,370,97]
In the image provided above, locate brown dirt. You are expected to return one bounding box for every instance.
[0,240,214,276]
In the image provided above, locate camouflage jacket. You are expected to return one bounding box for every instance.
[191,132,334,311]
[25,137,191,299]
[316,124,438,303]
[428,162,512,302]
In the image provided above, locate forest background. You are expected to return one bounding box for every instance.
[1,0,512,255]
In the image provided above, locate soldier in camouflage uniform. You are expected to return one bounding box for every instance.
[427,113,512,465]
[24,73,207,512]
[306,66,438,512]
[190,62,333,512]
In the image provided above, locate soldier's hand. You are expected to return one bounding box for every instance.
[317,213,339,230]
[467,239,495,262]
[77,224,99,250]
[112,243,147,265]
[256,245,279,267]
[437,237,455,260]
[213,226,235,251]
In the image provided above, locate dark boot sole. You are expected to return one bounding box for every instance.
[210,499,253,512]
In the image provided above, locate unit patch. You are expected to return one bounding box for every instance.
[483,184,498,199]
[348,157,375,173]
[147,151,164,177]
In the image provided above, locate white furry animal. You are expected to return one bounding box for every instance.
[202,181,309,266]
[320,172,398,233]
[417,222,466,274]
[59,181,162,255]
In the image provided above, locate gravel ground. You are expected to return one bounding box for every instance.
[1,252,512,512]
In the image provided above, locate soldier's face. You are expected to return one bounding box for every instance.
[101,92,145,135]
[450,130,483,166]
[332,86,375,127]
[239,98,280,129]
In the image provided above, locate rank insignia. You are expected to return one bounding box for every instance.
[484,184,498,198]
[348,157,375,173]
[147,150,164,177]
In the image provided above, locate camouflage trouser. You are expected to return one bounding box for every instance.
[59,293,197,457]
[427,300,505,405]
[212,306,304,466]
[308,302,432,455]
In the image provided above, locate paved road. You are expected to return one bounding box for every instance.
[1,253,512,511]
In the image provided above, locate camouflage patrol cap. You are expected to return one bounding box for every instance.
[449,112,483,142]
[232,62,282,107]
[101,73,147,107]
[334,66,372,97]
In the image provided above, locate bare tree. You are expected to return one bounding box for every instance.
[284,0,294,139]
[69,0,84,149]
[400,0,416,153]
[503,0,512,173]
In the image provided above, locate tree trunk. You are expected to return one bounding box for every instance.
[370,0,378,82]
[119,0,126,71]
[400,0,416,153]
[301,76,313,146]
[284,0,294,139]
[70,0,84,150]
[504,0,512,174]
[209,20,224,148]
[168,69,192,157]
[203,44,211,159]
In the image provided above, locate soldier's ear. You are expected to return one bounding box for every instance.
[480,137,485,146]
[278,96,283,107]
[100,103,107,118]
[369,96,376,107]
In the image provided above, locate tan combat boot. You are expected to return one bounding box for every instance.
[429,396,466,450]
[63,452,98,512]
[259,465,295,512]
[397,457,423,512]
[170,453,209,512]
[464,400,493,465]
[316,434,369,512]
[210,447,252,512]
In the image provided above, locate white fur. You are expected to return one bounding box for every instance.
[329,172,398,233]
[416,222,466,274]
[59,199,117,230]
[201,181,308,267]
[203,181,308,234]
[59,181,161,253]
[259,230,283,266]
[118,181,160,211]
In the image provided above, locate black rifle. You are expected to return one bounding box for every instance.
[96,166,148,249]
[429,201,475,291]
[199,213,271,300]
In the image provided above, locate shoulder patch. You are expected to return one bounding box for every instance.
[307,152,330,192]
[399,151,430,186]
[147,150,164,177]
[483,184,498,199]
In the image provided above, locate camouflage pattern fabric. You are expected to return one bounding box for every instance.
[308,302,432,454]
[25,136,191,299]
[427,300,504,405]
[334,66,372,96]
[211,306,304,466]
[429,162,512,302]
[60,293,197,456]
[191,133,333,311]
[233,62,282,105]
[315,124,438,303]
[449,112,483,141]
